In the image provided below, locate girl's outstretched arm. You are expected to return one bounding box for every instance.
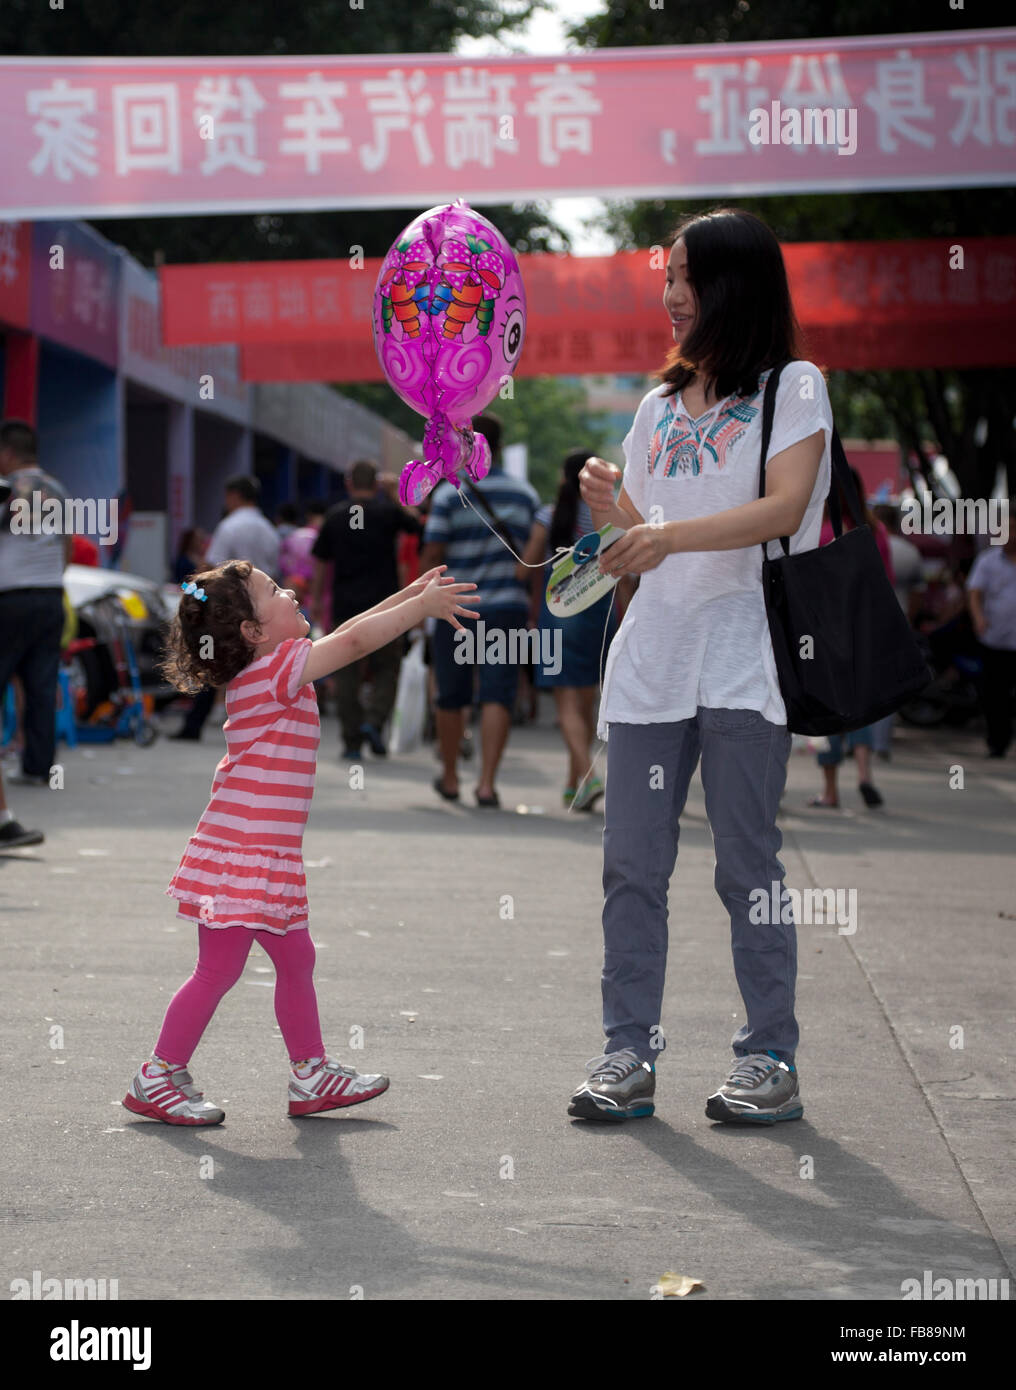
[298,574,478,686]
[329,566,450,636]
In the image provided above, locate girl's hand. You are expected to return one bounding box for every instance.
[599,524,671,577]
[421,574,480,631]
[579,457,621,512]
[404,564,453,601]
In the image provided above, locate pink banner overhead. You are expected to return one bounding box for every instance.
[0,28,1014,219]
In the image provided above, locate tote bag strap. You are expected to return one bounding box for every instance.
[460,475,521,555]
[757,361,866,561]
[826,430,867,536]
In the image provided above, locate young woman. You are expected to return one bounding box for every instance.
[569,207,832,1126]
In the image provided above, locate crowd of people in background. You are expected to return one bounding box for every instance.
[160,416,1016,811]
[2,403,1016,845]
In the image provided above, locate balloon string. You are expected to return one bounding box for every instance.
[453,485,615,818]
[455,488,571,569]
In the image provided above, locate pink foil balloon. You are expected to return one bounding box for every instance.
[372,200,526,505]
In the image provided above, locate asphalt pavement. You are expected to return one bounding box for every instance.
[2,702,1013,1303]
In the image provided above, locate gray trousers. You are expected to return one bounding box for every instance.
[601,710,797,1065]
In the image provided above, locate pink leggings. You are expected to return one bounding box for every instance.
[155,924,325,1067]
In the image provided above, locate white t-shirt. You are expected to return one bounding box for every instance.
[967,546,1016,651]
[598,361,833,738]
[888,533,923,613]
[206,506,280,579]
[0,466,68,590]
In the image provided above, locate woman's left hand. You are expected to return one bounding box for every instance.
[600,524,671,577]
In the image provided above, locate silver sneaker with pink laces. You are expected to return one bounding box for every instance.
[123,1061,225,1126]
[288,1057,390,1116]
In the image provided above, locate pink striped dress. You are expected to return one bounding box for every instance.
[166,637,319,934]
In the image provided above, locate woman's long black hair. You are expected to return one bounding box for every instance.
[549,450,592,555]
[658,207,809,402]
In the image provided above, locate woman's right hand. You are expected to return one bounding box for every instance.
[580,457,621,512]
[421,574,480,632]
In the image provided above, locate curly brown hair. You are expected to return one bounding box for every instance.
[160,560,262,694]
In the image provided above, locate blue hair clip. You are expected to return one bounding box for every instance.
[181,581,207,602]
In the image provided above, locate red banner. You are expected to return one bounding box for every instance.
[782,235,1016,370]
[160,237,1016,376]
[3,30,1015,218]
[0,221,32,329]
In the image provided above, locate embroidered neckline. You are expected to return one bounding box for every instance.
[674,367,774,422]
[654,368,774,478]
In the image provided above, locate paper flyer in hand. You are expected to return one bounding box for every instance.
[546,526,627,617]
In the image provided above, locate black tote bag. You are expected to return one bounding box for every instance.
[758,362,932,736]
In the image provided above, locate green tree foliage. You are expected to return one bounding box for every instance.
[569,0,975,47]
[343,376,609,501]
[568,1,1016,500]
[0,0,542,58]
[92,201,566,273]
[495,376,611,501]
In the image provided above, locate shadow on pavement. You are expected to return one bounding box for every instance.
[572,1115,1007,1298]
[124,1119,625,1299]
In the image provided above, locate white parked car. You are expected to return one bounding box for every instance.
[63,564,176,716]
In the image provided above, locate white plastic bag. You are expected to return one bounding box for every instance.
[389,631,428,755]
[791,732,831,755]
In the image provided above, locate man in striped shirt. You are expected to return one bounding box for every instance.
[420,414,539,808]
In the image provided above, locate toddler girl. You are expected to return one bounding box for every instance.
[124,559,477,1125]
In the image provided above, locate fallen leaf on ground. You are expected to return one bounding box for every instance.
[651,1272,705,1298]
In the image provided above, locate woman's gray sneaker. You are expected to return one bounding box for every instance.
[706,1051,803,1124]
[568,1047,655,1121]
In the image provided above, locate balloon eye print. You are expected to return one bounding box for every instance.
[500,305,525,367]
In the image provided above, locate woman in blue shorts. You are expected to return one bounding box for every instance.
[518,451,624,811]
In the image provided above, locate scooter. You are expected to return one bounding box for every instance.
[72,593,158,746]
[898,638,983,728]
